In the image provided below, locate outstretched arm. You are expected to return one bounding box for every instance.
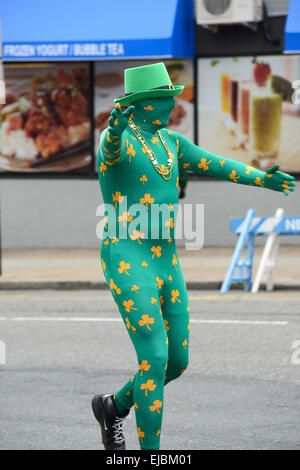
[98,103,135,166]
[173,132,295,195]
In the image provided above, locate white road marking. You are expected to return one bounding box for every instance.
[0,316,288,325]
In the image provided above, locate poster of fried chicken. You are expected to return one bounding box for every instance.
[0,63,92,173]
[94,60,194,170]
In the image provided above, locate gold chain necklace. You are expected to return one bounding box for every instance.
[128,118,174,181]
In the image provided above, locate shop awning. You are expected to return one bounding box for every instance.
[0,0,194,61]
[284,0,300,53]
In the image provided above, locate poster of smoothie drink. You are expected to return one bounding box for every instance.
[198,55,300,173]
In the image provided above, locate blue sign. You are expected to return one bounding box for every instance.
[230,217,300,235]
[0,0,194,61]
[285,0,300,53]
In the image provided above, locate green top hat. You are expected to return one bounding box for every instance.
[114,62,184,106]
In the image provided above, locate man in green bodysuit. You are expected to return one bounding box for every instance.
[92,63,295,450]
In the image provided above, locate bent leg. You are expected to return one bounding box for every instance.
[113,287,168,450]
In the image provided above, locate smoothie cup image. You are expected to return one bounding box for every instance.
[237,81,252,148]
[228,74,240,133]
[230,78,239,123]
[221,73,230,113]
[250,88,282,169]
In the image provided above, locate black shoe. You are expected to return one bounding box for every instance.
[92,394,129,450]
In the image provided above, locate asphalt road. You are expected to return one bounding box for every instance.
[0,289,300,450]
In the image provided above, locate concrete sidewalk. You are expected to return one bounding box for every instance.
[0,246,299,290]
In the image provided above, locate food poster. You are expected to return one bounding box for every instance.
[94,60,194,169]
[0,63,92,173]
[198,55,300,173]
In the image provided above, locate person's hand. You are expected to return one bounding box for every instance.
[263,164,296,195]
[107,103,135,137]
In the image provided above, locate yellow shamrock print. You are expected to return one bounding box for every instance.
[168,275,173,282]
[141,261,148,268]
[99,162,107,175]
[144,105,153,112]
[168,237,172,244]
[125,317,131,329]
[165,217,174,231]
[176,139,179,153]
[123,299,138,312]
[134,402,138,409]
[112,191,124,208]
[139,360,151,375]
[130,230,145,245]
[183,163,190,169]
[198,158,212,171]
[219,160,225,167]
[149,400,162,413]
[156,429,161,436]
[112,237,119,245]
[229,170,240,183]
[156,277,164,289]
[254,177,264,187]
[137,427,145,443]
[150,297,158,304]
[140,175,148,184]
[160,295,164,306]
[164,319,170,332]
[109,278,119,294]
[118,211,133,227]
[141,379,156,397]
[182,339,188,348]
[131,284,140,293]
[151,245,162,258]
[176,176,179,188]
[172,253,178,270]
[171,289,181,303]
[118,260,131,275]
[151,136,160,146]
[140,193,155,210]
[138,314,155,331]
[104,238,109,246]
[127,143,136,162]
[152,120,162,126]
[101,258,106,272]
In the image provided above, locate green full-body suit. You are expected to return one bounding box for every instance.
[97,96,294,450]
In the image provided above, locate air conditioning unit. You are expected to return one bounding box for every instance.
[195,0,263,25]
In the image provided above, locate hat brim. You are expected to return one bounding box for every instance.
[114,85,184,106]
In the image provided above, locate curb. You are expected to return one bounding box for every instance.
[0,280,299,291]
